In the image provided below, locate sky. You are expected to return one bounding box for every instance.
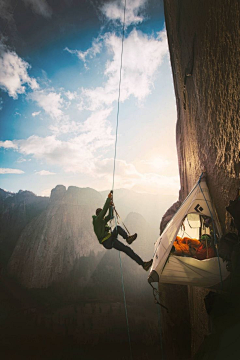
[0,0,180,198]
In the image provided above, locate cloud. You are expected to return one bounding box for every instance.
[95,158,180,195]
[0,168,24,174]
[101,0,147,26]
[140,157,171,172]
[80,29,168,111]
[28,90,65,120]
[35,170,56,175]
[0,1,15,23]
[15,135,98,174]
[0,98,3,110]
[32,111,41,117]
[1,108,114,174]
[64,91,77,101]
[17,157,27,163]
[65,37,102,68]
[0,42,39,99]
[23,0,52,18]
[28,89,79,134]
[0,140,18,149]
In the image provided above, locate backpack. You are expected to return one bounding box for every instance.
[226,194,240,232]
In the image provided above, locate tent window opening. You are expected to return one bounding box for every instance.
[177,214,216,240]
[174,214,218,259]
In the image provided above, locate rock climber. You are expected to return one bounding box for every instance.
[92,191,153,271]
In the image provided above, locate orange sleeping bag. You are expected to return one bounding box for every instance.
[173,236,201,256]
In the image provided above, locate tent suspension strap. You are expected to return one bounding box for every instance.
[111,1,133,360]
[149,285,167,360]
[198,181,223,289]
[149,283,169,312]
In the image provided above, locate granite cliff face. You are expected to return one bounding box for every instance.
[164,0,240,230]
[160,1,240,359]
[8,186,105,288]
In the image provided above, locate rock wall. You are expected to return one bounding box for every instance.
[161,1,240,358]
[164,0,240,230]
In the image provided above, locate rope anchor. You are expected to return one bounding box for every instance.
[149,283,169,312]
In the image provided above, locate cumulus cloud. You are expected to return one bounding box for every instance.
[101,0,147,26]
[80,29,168,111]
[15,135,98,174]
[28,89,79,134]
[64,91,77,101]
[0,168,24,174]
[1,108,114,174]
[0,140,18,149]
[0,42,39,99]
[23,0,52,18]
[35,170,56,175]
[28,90,65,120]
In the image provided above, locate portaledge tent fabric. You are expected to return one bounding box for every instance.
[148,177,229,287]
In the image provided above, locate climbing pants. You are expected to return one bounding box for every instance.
[102,226,144,266]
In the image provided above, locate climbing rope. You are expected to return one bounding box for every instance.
[110,1,133,359]
[112,0,127,192]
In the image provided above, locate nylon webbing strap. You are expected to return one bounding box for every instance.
[114,207,130,235]
[198,180,223,289]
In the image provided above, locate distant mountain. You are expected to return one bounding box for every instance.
[0,189,49,265]
[6,185,170,289]
[8,185,106,288]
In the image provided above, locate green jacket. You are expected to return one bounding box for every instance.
[92,197,114,243]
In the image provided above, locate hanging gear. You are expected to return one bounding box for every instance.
[113,207,130,236]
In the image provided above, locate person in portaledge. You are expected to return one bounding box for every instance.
[92,191,153,271]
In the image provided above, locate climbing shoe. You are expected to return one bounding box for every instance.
[126,233,137,244]
[142,259,153,271]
